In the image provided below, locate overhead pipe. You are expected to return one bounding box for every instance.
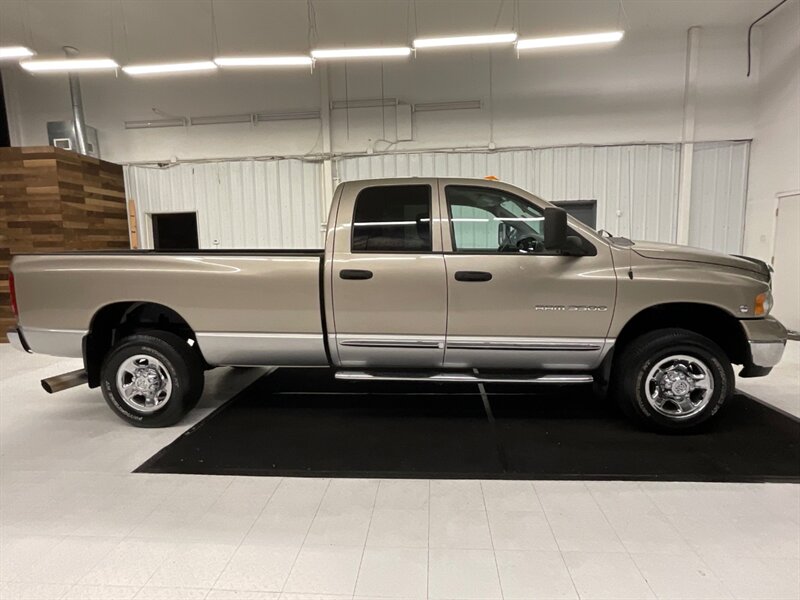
[63,46,88,155]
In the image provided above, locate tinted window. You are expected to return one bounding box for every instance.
[352,185,432,252]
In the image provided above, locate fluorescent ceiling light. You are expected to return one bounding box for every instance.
[123,61,217,75]
[311,47,411,59]
[413,32,517,49]
[0,46,35,60]
[516,31,624,50]
[215,56,312,67]
[20,58,118,72]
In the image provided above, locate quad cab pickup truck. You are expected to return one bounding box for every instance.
[8,178,787,431]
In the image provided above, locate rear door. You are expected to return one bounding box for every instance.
[329,180,447,367]
[440,181,617,370]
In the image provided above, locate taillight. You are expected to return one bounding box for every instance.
[9,271,18,319]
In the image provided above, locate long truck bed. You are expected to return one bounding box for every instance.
[10,250,329,366]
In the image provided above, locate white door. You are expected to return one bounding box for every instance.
[772,193,800,332]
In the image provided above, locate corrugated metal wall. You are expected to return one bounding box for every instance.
[124,159,324,249]
[125,141,749,251]
[336,145,682,243]
[689,141,750,254]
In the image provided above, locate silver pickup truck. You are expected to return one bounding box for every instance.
[8,178,787,431]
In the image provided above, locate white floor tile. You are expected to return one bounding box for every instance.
[208,591,280,600]
[487,510,559,551]
[494,549,578,599]
[480,480,540,512]
[0,582,71,600]
[354,547,427,598]
[604,510,692,555]
[283,545,363,595]
[701,553,800,600]
[12,536,120,585]
[428,548,502,599]
[62,584,139,599]
[318,479,379,513]
[366,509,428,548]
[429,509,492,549]
[244,511,314,547]
[563,551,655,599]
[214,544,298,592]
[134,586,209,599]
[632,552,732,599]
[304,509,372,546]
[79,539,177,587]
[146,542,237,589]
[374,480,429,510]
[544,510,626,553]
[430,480,485,511]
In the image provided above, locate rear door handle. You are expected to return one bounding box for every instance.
[339,269,373,280]
[454,271,492,282]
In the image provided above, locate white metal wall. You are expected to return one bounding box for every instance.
[124,159,324,249]
[124,142,749,251]
[689,141,750,254]
[336,145,682,243]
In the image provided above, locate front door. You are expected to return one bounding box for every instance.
[330,180,447,367]
[440,181,617,370]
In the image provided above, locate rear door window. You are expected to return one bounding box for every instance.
[351,185,432,252]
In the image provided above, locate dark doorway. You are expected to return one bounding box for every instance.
[0,74,10,147]
[152,212,199,250]
[552,200,598,228]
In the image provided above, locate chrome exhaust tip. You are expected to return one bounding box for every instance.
[41,369,88,394]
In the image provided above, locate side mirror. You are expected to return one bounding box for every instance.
[543,207,568,250]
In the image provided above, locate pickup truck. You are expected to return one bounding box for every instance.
[8,177,787,431]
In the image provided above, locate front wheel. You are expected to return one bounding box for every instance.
[612,328,733,432]
[100,331,204,427]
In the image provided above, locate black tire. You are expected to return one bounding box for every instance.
[611,328,733,432]
[100,330,204,428]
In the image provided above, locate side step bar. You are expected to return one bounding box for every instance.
[335,371,592,384]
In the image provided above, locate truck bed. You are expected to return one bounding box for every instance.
[11,250,328,366]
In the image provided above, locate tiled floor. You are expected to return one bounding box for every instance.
[1,343,798,600]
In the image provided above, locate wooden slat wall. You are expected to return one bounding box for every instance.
[0,146,129,342]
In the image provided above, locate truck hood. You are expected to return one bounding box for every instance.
[630,241,770,278]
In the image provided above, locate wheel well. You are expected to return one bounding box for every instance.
[613,303,749,366]
[84,302,205,387]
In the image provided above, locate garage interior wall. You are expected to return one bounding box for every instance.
[124,160,323,249]
[126,140,749,253]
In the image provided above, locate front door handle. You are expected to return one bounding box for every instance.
[340,269,373,280]
[454,271,492,282]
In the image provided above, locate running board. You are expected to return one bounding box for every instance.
[335,371,593,384]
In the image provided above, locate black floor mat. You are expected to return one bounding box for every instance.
[137,368,800,482]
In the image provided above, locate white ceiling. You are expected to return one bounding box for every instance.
[0,0,780,63]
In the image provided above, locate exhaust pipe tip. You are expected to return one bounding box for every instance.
[41,369,88,394]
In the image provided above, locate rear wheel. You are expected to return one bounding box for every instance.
[100,331,204,427]
[612,328,733,432]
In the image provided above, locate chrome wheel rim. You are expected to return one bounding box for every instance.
[116,354,173,413]
[645,354,714,419]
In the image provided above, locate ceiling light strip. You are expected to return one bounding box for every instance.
[311,47,411,59]
[413,32,517,49]
[0,46,35,59]
[20,58,118,72]
[123,61,217,75]
[516,31,624,50]
[215,56,312,67]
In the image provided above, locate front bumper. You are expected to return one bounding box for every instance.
[7,327,31,353]
[739,316,787,376]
